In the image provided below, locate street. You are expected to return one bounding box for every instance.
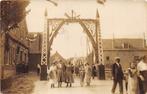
[32,78,126,94]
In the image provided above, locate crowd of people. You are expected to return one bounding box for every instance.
[46,61,93,88]
[111,55,147,94]
[36,55,147,94]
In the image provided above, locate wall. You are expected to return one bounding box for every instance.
[0,19,29,80]
[103,49,147,70]
[28,54,41,71]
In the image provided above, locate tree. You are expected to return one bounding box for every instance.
[0,0,30,33]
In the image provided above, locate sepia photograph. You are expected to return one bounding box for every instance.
[0,0,147,94]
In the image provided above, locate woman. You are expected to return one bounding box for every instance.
[65,62,74,87]
[84,63,92,86]
[79,64,85,87]
[56,62,65,88]
[128,62,139,94]
[48,62,57,88]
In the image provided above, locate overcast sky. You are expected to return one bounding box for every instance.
[26,0,147,58]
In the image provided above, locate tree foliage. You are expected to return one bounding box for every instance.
[0,0,29,33]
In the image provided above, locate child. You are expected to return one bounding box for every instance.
[124,70,129,93]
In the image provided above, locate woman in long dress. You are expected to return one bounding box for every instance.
[65,62,74,87]
[84,63,92,86]
[48,63,57,88]
[128,62,139,94]
[79,64,85,87]
[56,62,65,88]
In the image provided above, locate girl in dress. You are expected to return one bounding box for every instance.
[48,62,57,88]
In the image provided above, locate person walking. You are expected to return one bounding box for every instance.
[137,55,147,94]
[111,57,124,94]
[128,62,139,94]
[84,63,92,86]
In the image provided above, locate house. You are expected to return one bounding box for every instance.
[0,19,29,90]
[50,51,67,64]
[102,38,147,69]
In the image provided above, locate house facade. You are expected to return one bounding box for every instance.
[0,19,29,79]
[103,39,147,69]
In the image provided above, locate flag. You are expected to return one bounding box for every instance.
[97,0,106,4]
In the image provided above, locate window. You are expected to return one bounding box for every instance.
[106,56,110,61]
[122,43,130,49]
[134,56,139,60]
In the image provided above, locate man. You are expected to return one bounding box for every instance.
[137,55,147,94]
[111,57,124,94]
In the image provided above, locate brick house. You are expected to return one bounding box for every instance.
[0,19,29,89]
[103,39,147,70]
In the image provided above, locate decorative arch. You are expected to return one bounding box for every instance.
[48,19,97,51]
[41,10,104,67]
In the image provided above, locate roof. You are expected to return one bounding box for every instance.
[50,51,67,63]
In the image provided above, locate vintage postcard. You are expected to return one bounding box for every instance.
[0,0,147,94]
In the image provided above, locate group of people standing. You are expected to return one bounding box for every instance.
[36,55,147,94]
[48,61,74,88]
[47,61,93,88]
[111,55,147,94]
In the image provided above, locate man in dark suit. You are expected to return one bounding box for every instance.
[111,57,124,94]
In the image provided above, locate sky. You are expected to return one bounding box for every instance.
[26,0,147,58]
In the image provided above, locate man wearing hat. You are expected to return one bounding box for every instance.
[111,57,124,94]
